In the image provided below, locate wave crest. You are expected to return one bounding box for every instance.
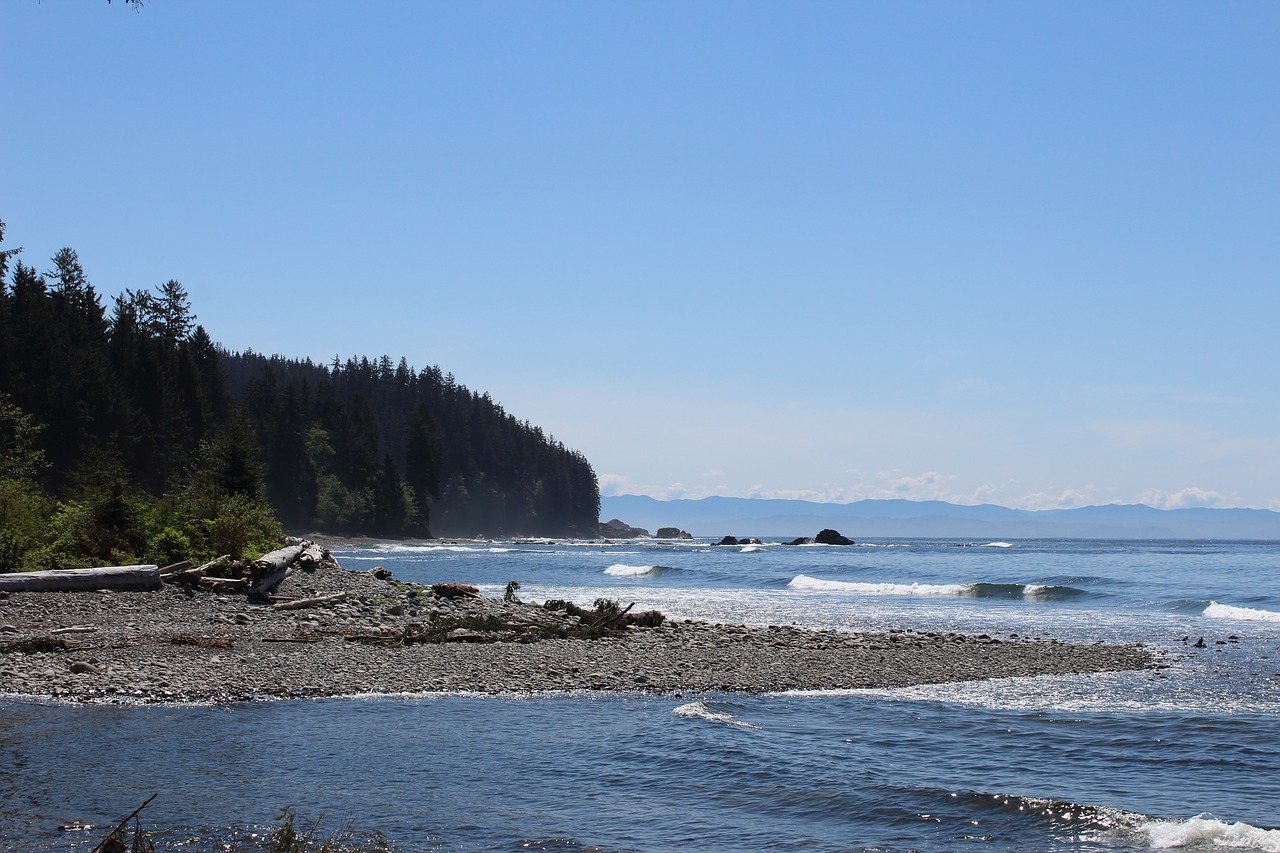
[1203,601,1280,623]
[673,701,758,729]
[787,575,1084,600]
[604,563,660,577]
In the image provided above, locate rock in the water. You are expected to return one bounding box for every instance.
[656,527,692,539]
[814,529,855,546]
[714,536,740,546]
[785,537,813,546]
[599,518,651,538]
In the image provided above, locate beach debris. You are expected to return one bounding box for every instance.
[91,793,157,853]
[431,582,480,599]
[169,634,235,649]
[272,591,348,611]
[367,566,393,580]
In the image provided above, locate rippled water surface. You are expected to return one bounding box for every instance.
[3,538,1279,851]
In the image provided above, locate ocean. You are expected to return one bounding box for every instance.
[2,537,1278,851]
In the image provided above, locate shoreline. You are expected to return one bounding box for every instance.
[0,553,1156,705]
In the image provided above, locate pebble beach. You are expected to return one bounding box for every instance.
[0,549,1156,704]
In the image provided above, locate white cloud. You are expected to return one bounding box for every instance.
[1138,487,1232,510]
[1003,490,1096,511]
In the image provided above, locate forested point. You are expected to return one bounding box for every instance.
[0,220,600,572]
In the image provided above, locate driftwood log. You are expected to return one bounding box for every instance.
[199,576,248,592]
[0,565,160,593]
[248,544,306,596]
[432,582,480,599]
[254,544,306,574]
[272,591,347,611]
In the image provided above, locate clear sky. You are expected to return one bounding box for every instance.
[5,2,1278,511]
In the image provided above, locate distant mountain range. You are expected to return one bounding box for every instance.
[600,495,1280,540]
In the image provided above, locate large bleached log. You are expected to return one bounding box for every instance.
[250,566,294,597]
[0,565,161,592]
[252,544,306,574]
[248,544,306,596]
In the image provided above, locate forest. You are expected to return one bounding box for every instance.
[0,220,600,572]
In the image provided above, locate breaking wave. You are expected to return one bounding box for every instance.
[673,701,759,729]
[1203,601,1280,623]
[787,575,1084,600]
[603,564,682,577]
[946,793,1280,852]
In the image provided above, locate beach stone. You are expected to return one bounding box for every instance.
[69,661,97,674]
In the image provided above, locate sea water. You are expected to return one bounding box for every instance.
[2,538,1278,851]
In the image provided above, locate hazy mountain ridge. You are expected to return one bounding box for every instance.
[601,495,1280,540]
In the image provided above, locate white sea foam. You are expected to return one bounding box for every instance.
[604,563,659,577]
[1022,584,1052,598]
[673,701,758,729]
[362,544,511,554]
[1138,814,1280,851]
[1203,601,1280,623]
[788,574,973,596]
[984,541,1014,548]
[741,545,766,553]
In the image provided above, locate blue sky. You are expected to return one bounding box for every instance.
[4,2,1278,510]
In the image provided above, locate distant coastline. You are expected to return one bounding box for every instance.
[600,495,1280,540]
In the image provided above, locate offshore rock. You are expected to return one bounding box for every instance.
[656,527,692,539]
[599,519,651,538]
[814,529,855,546]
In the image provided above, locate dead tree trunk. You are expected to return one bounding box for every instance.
[0,565,161,593]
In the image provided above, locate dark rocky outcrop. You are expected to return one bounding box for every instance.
[656,527,693,540]
[785,537,814,546]
[814,528,855,546]
[713,536,762,546]
[599,518,651,539]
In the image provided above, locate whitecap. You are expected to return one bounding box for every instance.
[672,701,758,729]
[1203,601,1280,623]
[741,545,766,553]
[1139,813,1280,851]
[787,574,973,596]
[604,564,659,577]
[983,542,1014,548]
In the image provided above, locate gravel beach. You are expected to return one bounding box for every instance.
[0,550,1155,704]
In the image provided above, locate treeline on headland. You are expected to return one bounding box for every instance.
[220,351,600,539]
[0,220,599,572]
